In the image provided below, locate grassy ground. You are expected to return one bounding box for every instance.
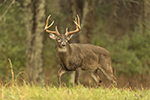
[0,59,149,100]
[0,84,149,100]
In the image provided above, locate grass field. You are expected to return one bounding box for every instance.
[0,59,150,100]
[0,84,150,100]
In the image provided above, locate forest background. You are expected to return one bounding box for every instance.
[0,0,150,88]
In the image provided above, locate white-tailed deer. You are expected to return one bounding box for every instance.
[45,15,116,86]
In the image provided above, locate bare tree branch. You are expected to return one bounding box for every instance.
[0,0,15,21]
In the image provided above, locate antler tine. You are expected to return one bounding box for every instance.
[55,26,60,35]
[74,20,81,29]
[77,14,80,27]
[66,28,68,33]
[74,17,77,29]
[45,15,53,30]
[65,15,81,36]
[45,15,51,28]
[44,15,60,36]
[73,14,81,29]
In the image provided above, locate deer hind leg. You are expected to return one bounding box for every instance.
[98,62,117,86]
[89,70,102,86]
[57,67,66,86]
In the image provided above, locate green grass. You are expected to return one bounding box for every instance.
[0,59,149,100]
[0,84,149,100]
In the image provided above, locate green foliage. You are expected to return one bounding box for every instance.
[0,0,150,85]
[93,31,150,76]
[0,1,26,80]
[0,85,149,100]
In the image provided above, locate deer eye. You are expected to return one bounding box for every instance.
[57,38,61,42]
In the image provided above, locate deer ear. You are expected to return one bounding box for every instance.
[49,33,57,40]
[66,34,73,41]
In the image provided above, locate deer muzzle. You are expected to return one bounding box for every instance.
[61,41,66,47]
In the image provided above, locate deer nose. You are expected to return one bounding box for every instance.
[62,42,66,46]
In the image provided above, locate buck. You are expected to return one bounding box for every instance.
[44,15,116,86]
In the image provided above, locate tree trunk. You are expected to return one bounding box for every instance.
[142,0,150,34]
[24,0,45,85]
[69,0,80,43]
[80,0,95,44]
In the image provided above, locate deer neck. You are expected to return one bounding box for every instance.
[56,44,72,67]
[56,43,71,57]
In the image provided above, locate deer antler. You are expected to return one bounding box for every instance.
[44,15,60,36]
[65,15,81,36]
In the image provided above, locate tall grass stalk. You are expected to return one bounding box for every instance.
[8,58,14,87]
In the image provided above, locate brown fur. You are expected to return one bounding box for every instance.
[51,34,117,86]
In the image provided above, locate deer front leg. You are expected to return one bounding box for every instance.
[57,67,66,86]
[75,68,81,85]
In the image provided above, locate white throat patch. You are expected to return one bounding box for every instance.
[58,47,67,52]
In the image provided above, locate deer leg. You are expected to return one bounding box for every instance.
[95,69,103,85]
[57,67,66,86]
[98,60,117,86]
[75,68,81,85]
[89,71,102,86]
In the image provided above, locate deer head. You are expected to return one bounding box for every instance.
[44,15,81,52]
